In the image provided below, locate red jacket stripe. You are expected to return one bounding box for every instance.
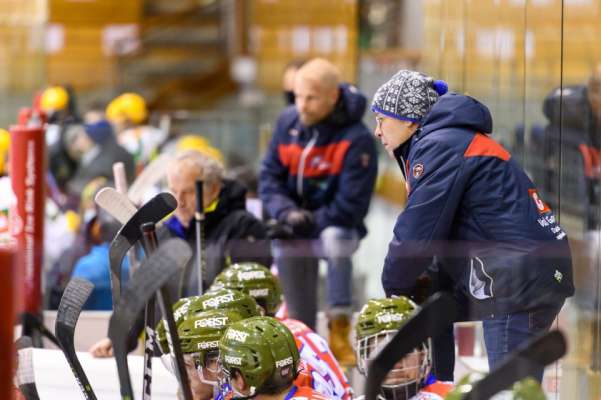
[277,141,352,178]
[463,133,511,161]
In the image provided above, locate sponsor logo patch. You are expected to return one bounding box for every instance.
[412,163,424,179]
[275,356,294,368]
[198,340,220,350]
[554,270,563,283]
[226,329,249,342]
[249,288,269,297]
[195,316,228,329]
[528,189,551,214]
[225,355,243,365]
[376,313,404,324]
[237,271,266,281]
[203,293,235,308]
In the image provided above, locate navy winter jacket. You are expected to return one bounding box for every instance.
[259,84,378,237]
[383,93,574,316]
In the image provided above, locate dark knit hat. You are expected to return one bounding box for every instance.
[371,70,448,123]
[83,119,113,144]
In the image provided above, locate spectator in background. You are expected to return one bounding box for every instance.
[83,100,107,124]
[41,85,82,191]
[106,92,167,168]
[259,58,378,366]
[71,209,129,310]
[158,150,271,294]
[45,177,107,309]
[88,150,271,357]
[282,59,306,105]
[66,119,135,196]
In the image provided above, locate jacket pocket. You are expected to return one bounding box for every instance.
[468,256,494,300]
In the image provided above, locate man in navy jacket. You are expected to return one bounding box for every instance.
[259,58,378,365]
[371,70,574,382]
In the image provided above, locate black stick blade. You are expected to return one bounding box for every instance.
[365,292,458,400]
[15,336,40,400]
[56,278,94,330]
[108,238,192,399]
[462,330,567,400]
[108,191,178,307]
[55,278,98,400]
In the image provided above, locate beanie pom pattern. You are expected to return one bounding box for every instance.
[371,70,445,123]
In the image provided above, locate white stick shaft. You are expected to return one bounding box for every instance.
[112,162,128,195]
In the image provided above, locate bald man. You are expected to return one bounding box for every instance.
[259,58,378,366]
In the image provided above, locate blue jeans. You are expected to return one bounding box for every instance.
[273,227,359,329]
[482,302,564,382]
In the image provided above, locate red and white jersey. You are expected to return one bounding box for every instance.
[280,318,352,400]
[285,384,334,400]
[355,381,453,400]
[413,381,454,400]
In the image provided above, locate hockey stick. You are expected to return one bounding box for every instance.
[20,312,60,348]
[461,329,566,400]
[55,278,98,400]
[364,292,458,400]
[109,238,191,400]
[128,152,172,206]
[194,180,205,295]
[113,162,140,276]
[141,222,192,400]
[113,162,128,195]
[15,336,40,400]
[95,187,138,225]
[107,192,177,306]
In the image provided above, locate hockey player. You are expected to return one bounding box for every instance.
[355,297,453,400]
[212,262,352,400]
[219,316,333,400]
[176,308,246,400]
[156,290,263,400]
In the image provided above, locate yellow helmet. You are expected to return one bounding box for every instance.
[40,86,69,112]
[0,129,9,175]
[176,135,225,164]
[106,93,148,124]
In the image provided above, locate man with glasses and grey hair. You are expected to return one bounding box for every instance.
[160,150,271,295]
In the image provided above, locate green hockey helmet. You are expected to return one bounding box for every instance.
[213,263,283,316]
[355,297,430,400]
[219,316,299,397]
[156,295,200,354]
[178,308,245,385]
[194,288,263,318]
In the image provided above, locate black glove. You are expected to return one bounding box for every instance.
[285,209,316,238]
[265,219,295,240]
[410,273,433,304]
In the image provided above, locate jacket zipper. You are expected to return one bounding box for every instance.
[297,129,319,197]
[399,155,408,181]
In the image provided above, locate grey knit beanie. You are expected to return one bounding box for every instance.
[371,70,448,123]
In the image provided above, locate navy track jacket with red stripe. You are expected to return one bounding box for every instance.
[384,93,574,316]
[259,83,378,238]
